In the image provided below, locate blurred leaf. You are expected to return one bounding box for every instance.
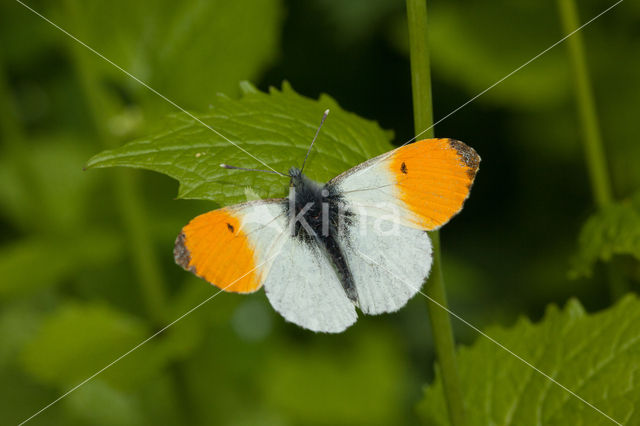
[134,375,183,426]
[600,44,640,195]
[21,303,148,387]
[19,297,218,395]
[149,316,205,366]
[571,193,640,278]
[0,231,123,300]
[260,333,405,426]
[389,2,570,108]
[150,281,223,361]
[317,0,400,45]
[418,295,640,425]
[231,298,274,342]
[0,368,67,426]
[52,0,283,110]
[0,301,44,368]
[0,136,100,232]
[0,1,63,70]
[86,82,394,205]
[62,380,144,426]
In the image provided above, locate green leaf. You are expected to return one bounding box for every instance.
[21,303,148,387]
[0,136,101,232]
[418,295,640,425]
[389,2,570,108]
[50,0,283,110]
[318,0,400,45]
[0,2,61,69]
[62,381,144,426]
[0,231,124,300]
[571,193,640,278]
[0,302,44,368]
[86,82,394,205]
[19,300,212,392]
[259,332,406,425]
[0,367,67,426]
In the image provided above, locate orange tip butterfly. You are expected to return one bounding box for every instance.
[174,110,480,333]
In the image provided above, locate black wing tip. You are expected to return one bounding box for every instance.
[447,138,481,180]
[174,232,194,272]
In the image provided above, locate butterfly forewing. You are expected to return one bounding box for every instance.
[174,200,287,293]
[331,138,480,230]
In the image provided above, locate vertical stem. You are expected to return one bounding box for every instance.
[63,0,167,323]
[0,56,25,144]
[0,52,46,231]
[557,0,612,207]
[60,3,198,421]
[557,0,625,299]
[406,1,466,425]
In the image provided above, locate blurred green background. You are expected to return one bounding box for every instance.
[1,0,639,425]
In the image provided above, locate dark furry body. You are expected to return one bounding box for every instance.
[284,167,358,304]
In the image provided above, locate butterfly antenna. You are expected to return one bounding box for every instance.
[300,109,330,173]
[220,164,288,177]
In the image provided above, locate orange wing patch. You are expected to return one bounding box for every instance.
[390,138,480,230]
[174,208,262,293]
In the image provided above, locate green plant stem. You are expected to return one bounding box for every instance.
[0,57,24,145]
[63,0,167,324]
[406,1,466,425]
[557,0,612,208]
[60,3,199,421]
[0,53,46,231]
[62,1,197,421]
[557,0,626,299]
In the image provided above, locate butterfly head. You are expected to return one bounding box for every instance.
[288,167,310,191]
[289,166,302,179]
[288,167,324,199]
[288,166,303,185]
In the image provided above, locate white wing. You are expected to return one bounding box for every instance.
[340,212,432,315]
[263,238,358,333]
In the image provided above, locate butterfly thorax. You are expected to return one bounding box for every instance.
[286,168,346,240]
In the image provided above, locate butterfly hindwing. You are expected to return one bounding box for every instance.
[263,239,358,333]
[339,214,432,315]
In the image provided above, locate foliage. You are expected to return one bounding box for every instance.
[55,0,284,111]
[390,2,571,109]
[571,192,640,277]
[419,294,640,425]
[86,82,393,204]
[1,0,639,425]
[21,303,149,387]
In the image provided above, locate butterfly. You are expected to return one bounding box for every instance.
[174,110,480,333]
